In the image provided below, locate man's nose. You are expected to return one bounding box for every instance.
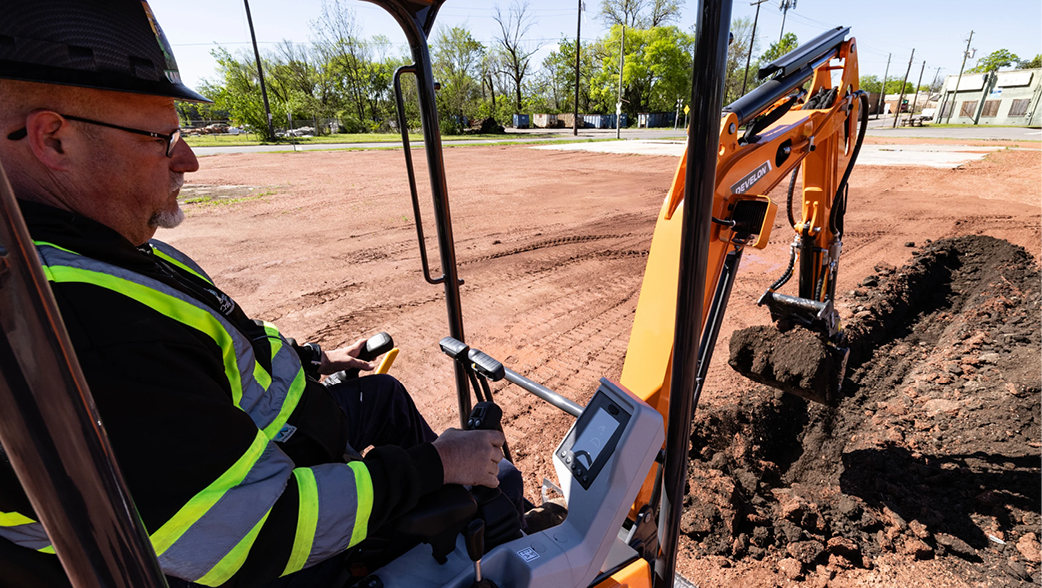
[170,137,199,173]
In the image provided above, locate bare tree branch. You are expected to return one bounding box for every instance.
[598,0,648,28]
[648,0,681,27]
[492,0,542,112]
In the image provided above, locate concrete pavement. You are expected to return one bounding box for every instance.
[189,121,1038,158]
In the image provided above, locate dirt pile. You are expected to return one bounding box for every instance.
[681,235,1041,583]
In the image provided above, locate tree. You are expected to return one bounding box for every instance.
[598,0,680,28]
[311,0,385,128]
[1019,54,1041,69]
[883,79,914,94]
[492,0,540,112]
[859,75,882,94]
[723,17,758,104]
[432,26,485,133]
[599,0,647,27]
[759,32,798,65]
[533,38,599,114]
[204,47,289,141]
[589,25,694,116]
[648,0,682,27]
[967,49,1020,73]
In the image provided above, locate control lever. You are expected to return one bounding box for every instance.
[465,519,498,588]
[466,402,522,547]
[327,332,394,384]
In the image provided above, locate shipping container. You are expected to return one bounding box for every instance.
[512,114,530,129]
[638,112,675,128]
[532,113,558,128]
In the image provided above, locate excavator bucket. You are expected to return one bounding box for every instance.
[727,323,848,406]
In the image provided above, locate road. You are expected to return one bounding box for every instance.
[190,122,1039,157]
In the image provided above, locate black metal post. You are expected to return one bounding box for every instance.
[244,0,275,140]
[654,0,732,586]
[892,48,914,129]
[0,166,167,588]
[740,0,767,97]
[365,0,472,426]
[573,0,582,136]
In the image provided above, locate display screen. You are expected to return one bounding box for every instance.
[571,408,621,470]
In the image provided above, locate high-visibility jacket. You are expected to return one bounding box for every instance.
[0,201,443,586]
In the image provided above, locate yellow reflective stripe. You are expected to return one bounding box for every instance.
[0,511,34,526]
[262,322,283,358]
[32,240,77,255]
[195,508,272,586]
[253,361,272,389]
[41,265,244,407]
[39,545,55,554]
[152,248,213,285]
[260,368,306,440]
[281,469,318,576]
[151,430,269,556]
[348,463,373,548]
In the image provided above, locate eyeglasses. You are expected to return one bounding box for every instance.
[6,114,182,158]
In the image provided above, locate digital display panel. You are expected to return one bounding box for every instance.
[571,408,621,470]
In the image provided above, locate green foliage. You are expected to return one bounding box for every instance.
[859,75,882,93]
[723,17,759,104]
[884,80,914,94]
[759,33,799,65]
[589,25,694,118]
[534,38,599,114]
[967,49,1020,73]
[206,47,288,141]
[1019,54,1042,69]
[432,26,486,133]
[859,75,914,95]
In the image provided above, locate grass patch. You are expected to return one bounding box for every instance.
[184,131,560,148]
[255,137,622,155]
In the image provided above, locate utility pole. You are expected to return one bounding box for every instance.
[876,53,890,119]
[947,30,974,124]
[907,60,926,124]
[573,0,582,136]
[741,0,769,96]
[243,0,274,141]
[778,0,796,42]
[616,25,625,139]
[892,48,914,129]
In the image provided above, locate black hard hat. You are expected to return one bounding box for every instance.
[0,0,211,103]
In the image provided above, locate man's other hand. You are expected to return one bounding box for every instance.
[433,428,505,488]
[318,338,375,375]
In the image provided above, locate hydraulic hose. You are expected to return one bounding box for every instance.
[830,92,869,235]
[785,168,799,228]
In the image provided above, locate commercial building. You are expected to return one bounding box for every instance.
[936,68,1042,127]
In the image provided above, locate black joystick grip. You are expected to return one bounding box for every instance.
[466,402,502,432]
[465,518,485,562]
[358,332,394,362]
[332,332,394,382]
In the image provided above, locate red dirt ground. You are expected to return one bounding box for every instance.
[169,143,1040,587]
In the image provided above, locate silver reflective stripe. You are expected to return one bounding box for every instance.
[0,521,51,551]
[156,440,295,580]
[305,463,372,567]
[150,239,213,284]
[35,243,304,436]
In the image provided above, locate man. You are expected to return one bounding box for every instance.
[0,1,509,586]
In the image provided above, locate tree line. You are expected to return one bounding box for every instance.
[179,0,829,140]
[185,1,1042,140]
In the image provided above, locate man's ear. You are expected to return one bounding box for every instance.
[24,110,75,172]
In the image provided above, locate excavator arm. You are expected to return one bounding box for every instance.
[620,29,866,524]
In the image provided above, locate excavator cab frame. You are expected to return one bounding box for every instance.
[0,0,866,586]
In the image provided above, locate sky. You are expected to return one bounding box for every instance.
[150,0,1042,95]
